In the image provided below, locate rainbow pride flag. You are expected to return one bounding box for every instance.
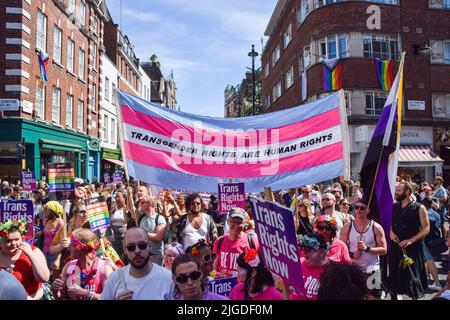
[323,59,342,92]
[375,58,394,91]
[38,50,49,83]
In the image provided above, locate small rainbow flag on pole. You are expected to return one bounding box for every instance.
[38,50,49,83]
[375,58,394,91]
[323,59,342,92]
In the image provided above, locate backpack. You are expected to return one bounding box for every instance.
[138,212,170,244]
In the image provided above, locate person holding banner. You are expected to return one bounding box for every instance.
[229,250,283,300]
[0,219,50,300]
[175,193,217,251]
[42,201,65,268]
[213,208,258,278]
[172,254,228,300]
[51,228,113,300]
[163,192,187,244]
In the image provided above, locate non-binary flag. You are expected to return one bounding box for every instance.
[323,58,342,92]
[359,52,406,245]
[117,89,350,193]
[375,59,394,91]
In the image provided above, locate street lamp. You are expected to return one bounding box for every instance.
[248,44,259,115]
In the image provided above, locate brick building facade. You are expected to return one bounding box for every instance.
[261,0,450,182]
[0,0,107,181]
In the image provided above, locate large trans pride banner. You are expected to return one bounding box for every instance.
[117,90,350,193]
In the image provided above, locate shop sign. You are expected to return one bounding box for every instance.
[0,99,20,111]
[407,100,425,111]
[51,155,66,163]
[102,150,120,160]
[400,127,433,144]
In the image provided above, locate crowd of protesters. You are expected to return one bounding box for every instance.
[0,174,449,300]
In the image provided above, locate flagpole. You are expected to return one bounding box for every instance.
[367,145,385,211]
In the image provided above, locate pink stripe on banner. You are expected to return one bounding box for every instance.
[124,141,343,178]
[121,106,341,147]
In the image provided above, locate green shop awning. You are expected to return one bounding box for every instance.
[40,139,83,152]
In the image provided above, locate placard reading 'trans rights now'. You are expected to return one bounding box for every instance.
[218,183,245,216]
[249,196,304,296]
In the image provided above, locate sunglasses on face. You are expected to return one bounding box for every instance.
[191,202,201,206]
[322,198,332,201]
[126,241,149,252]
[175,271,202,283]
[341,203,349,206]
[77,210,87,216]
[202,253,217,263]
[354,205,367,211]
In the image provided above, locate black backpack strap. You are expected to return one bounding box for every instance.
[217,235,225,253]
[247,233,255,249]
[176,214,188,243]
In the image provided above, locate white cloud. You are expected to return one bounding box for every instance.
[122,9,161,22]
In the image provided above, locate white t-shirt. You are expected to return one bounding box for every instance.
[0,270,27,300]
[100,264,174,300]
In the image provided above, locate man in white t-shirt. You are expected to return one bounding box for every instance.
[320,193,346,238]
[0,269,27,300]
[100,227,174,300]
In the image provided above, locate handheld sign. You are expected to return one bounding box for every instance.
[249,196,304,296]
[85,196,110,232]
[113,171,123,183]
[21,171,37,191]
[0,200,34,240]
[48,163,75,193]
[103,172,111,184]
[207,276,238,297]
[218,183,245,216]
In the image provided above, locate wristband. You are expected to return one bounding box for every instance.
[365,246,371,253]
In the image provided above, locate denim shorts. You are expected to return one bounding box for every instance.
[423,243,434,261]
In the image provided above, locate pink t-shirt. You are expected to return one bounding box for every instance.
[290,258,324,300]
[229,283,283,300]
[213,233,259,277]
[328,239,351,264]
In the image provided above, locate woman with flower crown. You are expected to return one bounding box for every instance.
[51,228,113,300]
[314,215,351,264]
[0,219,50,300]
[229,249,283,300]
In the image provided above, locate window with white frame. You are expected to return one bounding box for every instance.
[303,45,311,69]
[77,100,84,130]
[365,91,387,115]
[272,46,281,66]
[363,34,399,60]
[297,0,310,24]
[67,39,74,72]
[93,17,99,35]
[298,52,304,73]
[445,0,450,9]
[66,94,73,128]
[273,81,282,101]
[285,67,294,89]
[53,26,62,63]
[52,87,61,123]
[315,0,344,9]
[92,83,96,112]
[78,48,85,80]
[283,23,292,48]
[264,62,269,78]
[429,0,450,8]
[111,118,116,144]
[79,2,87,26]
[432,93,450,118]
[68,0,76,14]
[35,81,45,119]
[318,34,348,61]
[92,43,97,69]
[103,114,109,142]
[105,77,110,101]
[112,83,117,105]
[36,11,47,51]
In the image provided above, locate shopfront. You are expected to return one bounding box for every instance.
[101,147,123,183]
[0,119,100,182]
[350,125,443,183]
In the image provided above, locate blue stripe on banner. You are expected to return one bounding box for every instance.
[126,159,344,193]
[119,91,341,131]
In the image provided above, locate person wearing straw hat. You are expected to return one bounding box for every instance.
[42,201,64,268]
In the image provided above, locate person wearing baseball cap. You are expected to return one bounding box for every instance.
[213,207,259,278]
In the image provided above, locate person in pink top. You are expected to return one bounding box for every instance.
[42,201,64,268]
[229,250,283,300]
[291,233,329,300]
[314,215,351,264]
[213,208,259,278]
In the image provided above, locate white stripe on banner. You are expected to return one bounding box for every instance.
[123,123,342,163]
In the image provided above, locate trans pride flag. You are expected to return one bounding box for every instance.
[375,59,394,91]
[360,53,406,244]
[117,90,350,192]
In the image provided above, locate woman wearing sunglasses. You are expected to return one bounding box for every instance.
[314,215,351,264]
[187,239,216,279]
[172,254,228,300]
[52,228,113,300]
[229,249,283,300]
[294,197,314,236]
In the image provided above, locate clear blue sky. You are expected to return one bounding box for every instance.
[105,0,276,117]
